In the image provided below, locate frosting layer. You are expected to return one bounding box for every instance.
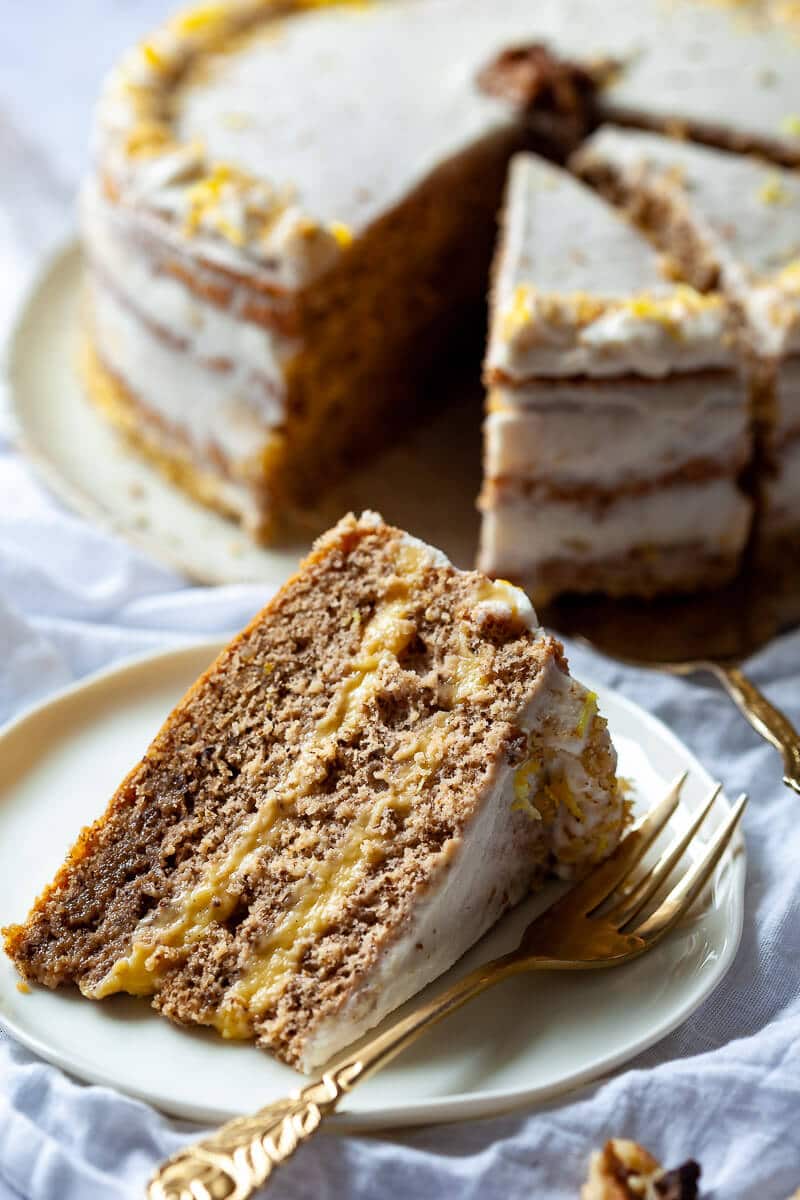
[487,155,736,381]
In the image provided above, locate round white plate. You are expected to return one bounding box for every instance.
[0,641,745,1128]
[5,241,483,586]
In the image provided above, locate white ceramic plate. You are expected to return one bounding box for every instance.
[4,241,484,586]
[0,641,745,1128]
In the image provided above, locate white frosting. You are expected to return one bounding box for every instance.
[580,126,800,358]
[300,646,620,1071]
[479,478,753,573]
[485,377,750,487]
[86,274,282,466]
[82,180,299,388]
[487,155,736,381]
[94,0,800,291]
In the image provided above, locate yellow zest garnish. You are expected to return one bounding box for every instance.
[758,174,792,206]
[16,981,31,995]
[184,163,256,242]
[621,285,722,337]
[124,122,174,159]
[502,284,535,340]
[781,113,800,137]
[501,283,719,343]
[141,41,166,72]
[546,772,584,822]
[262,662,275,675]
[173,4,228,35]
[330,221,353,248]
[512,756,543,817]
[575,691,597,739]
[777,258,800,293]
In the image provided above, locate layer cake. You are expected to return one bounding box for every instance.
[81,0,800,542]
[4,513,624,1071]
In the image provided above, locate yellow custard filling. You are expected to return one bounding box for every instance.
[88,547,521,1028]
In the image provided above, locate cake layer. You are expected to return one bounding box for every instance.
[4,513,623,1071]
[478,479,753,601]
[485,373,750,491]
[486,155,737,382]
[573,126,800,359]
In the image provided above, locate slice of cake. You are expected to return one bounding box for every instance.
[478,153,753,604]
[3,513,623,1072]
[574,126,800,552]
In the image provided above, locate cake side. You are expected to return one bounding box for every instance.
[4,512,623,1070]
[479,152,752,603]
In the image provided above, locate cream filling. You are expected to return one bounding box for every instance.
[485,380,749,487]
[86,540,539,1040]
[300,655,621,1071]
[478,478,753,573]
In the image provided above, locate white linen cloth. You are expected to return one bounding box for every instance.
[1,4,799,1195]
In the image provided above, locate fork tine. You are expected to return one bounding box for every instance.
[608,783,721,929]
[633,793,747,943]
[568,771,688,915]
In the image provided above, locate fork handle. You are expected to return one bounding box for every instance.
[707,662,800,795]
[147,958,526,1200]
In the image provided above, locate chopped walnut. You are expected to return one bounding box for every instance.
[476,43,613,139]
[581,1139,700,1200]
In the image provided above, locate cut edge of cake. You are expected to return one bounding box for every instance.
[478,151,752,605]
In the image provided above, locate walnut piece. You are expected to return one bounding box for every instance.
[581,1139,701,1200]
[476,42,614,139]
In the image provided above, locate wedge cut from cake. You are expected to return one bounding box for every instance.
[574,126,800,552]
[3,513,623,1072]
[478,152,753,604]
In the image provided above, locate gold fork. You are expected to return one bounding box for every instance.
[148,773,746,1200]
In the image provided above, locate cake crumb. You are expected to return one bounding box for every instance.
[16,981,31,995]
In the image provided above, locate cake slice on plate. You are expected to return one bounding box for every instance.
[3,513,623,1072]
[478,152,752,603]
[574,126,800,552]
